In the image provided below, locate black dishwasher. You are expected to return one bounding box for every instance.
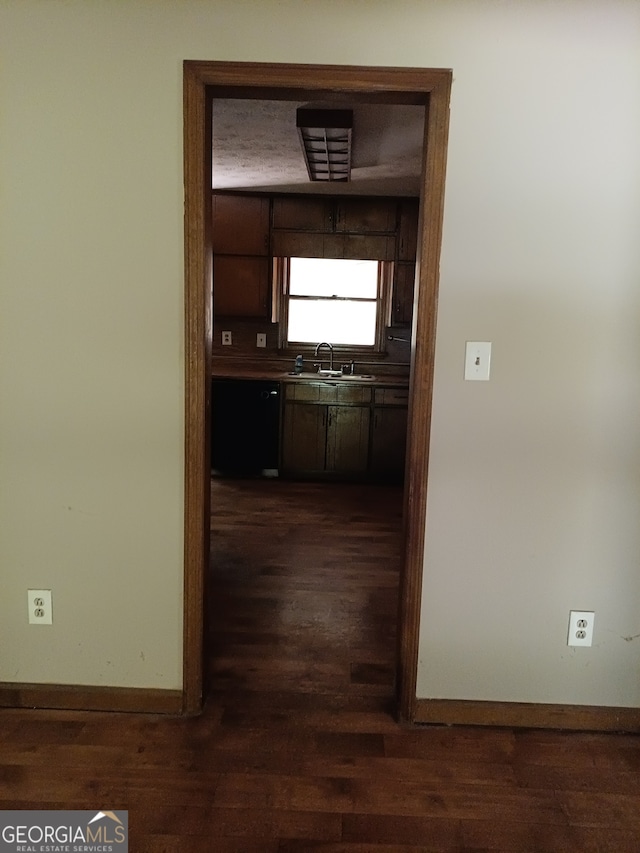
[211,379,280,476]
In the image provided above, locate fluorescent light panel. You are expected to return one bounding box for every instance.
[296,108,353,182]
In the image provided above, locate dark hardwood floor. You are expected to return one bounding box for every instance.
[2,478,640,851]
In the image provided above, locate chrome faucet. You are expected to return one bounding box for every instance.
[314,341,334,372]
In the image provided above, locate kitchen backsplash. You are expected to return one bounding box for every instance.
[212,317,411,366]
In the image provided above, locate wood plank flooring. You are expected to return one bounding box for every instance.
[2,478,640,851]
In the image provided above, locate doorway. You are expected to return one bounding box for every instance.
[182,61,452,719]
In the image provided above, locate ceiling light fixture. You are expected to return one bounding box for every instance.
[296,108,353,182]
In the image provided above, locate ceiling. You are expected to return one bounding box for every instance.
[211,98,425,197]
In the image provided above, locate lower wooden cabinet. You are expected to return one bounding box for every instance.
[281,402,326,472]
[281,382,407,482]
[326,405,370,473]
[370,386,409,481]
[282,401,370,477]
[370,406,408,482]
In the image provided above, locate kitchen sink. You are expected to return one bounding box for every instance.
[335,373,375,381]
[285,371,376,382]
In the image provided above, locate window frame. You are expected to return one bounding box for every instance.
[274,256,394,356]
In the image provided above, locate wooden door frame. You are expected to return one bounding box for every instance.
[182,61,452,718]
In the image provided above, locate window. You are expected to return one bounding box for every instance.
[279,257,391,350]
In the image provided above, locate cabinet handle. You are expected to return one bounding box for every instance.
[328,411,333,427]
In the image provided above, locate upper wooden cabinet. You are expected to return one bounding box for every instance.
[213,256,269,317]
[334,198,397,234]
[213,193,271,318]
[392,263,416,325]
[271,230,395,261]
[272,197,329,232]
[210,192,418,316]
[272,196,398,260]
[213,193,270,256]
[272,196,397,235]
[392,199,420,326]
[397,199,419,261]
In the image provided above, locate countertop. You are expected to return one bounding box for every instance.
[211,360,409,387]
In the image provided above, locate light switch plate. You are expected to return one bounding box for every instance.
[465,341,492,381]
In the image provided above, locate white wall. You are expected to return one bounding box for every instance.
[0,0,638,704]
[417,2,640,706]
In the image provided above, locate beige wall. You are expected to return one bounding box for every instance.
[1,0,638,703]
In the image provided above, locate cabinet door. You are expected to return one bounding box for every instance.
[397,199,419,261]
[212,194,270,255]
[342,234,396,261]
[370,407,408,482]
[392,262,416,326]
[213,255,269,317]
[325,405,370,474]
[271,230,344,259]
[272,197,330,231]
[335,198,398,234]
[281,403,327,472]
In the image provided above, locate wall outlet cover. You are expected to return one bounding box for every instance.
[28,589,53,625]
[568,610,595,647]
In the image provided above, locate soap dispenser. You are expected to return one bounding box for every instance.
[294,354,304,375]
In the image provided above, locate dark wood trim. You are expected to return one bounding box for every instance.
[414,698,640,732]
[183,60,453,719]
[183,63,212,716]
[396,79,452,722]
[0,683,182,715]
[186,60,451,101]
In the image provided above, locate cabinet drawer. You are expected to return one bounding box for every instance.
[337,385,372,403]
[285,383,372,404]
[374,387,409,406]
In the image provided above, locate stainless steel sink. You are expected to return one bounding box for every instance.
[335,373,375,381]
[285,371,375,381]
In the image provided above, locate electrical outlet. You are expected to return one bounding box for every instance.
[567,610,594,647]
[256,333,267,348]
[28,589,53,625]
[222,331,232,346]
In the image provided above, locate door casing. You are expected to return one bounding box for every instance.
[182,61,452,718]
